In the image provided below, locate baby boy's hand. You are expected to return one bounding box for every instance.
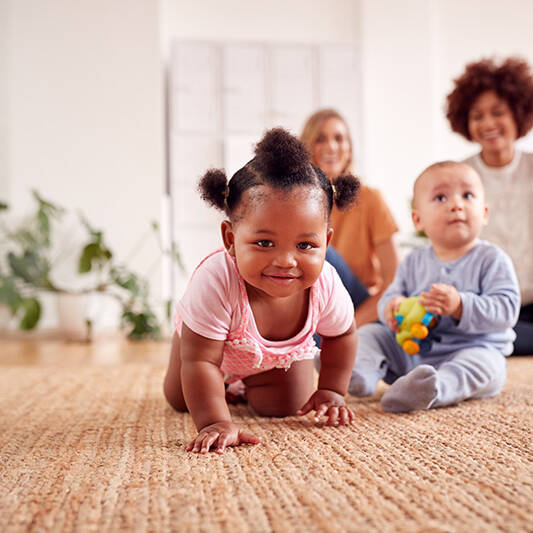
[297,389,354,426]
[384,296,406,332]
[186,421,260,454]
[420,283,462,320]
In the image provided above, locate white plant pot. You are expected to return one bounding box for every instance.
[0,303,13,331]
[56,292,92,342]
[56,292,122,341]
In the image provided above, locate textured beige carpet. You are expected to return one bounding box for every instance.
[1,358,532,533]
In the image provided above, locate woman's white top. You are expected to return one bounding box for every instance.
[464,150,533,306]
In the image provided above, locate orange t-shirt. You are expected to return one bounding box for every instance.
[330,185,398,291]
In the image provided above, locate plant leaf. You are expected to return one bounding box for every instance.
[171,242,186,272]
[0,276,22,312]
[8,250,51,287]
[18,297,41,330]
[79,243,99,273]
[33,190,65,218]
[79,213,104,244]
[78,242,112,273]
[38,208,51,246]
[121,308,161,339]
[111,267,143,297]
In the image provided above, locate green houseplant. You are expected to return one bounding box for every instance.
[0,191,183,340]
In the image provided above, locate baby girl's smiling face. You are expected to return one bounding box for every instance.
[222,185,332,299]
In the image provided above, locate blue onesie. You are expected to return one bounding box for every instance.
[349,240,520,412]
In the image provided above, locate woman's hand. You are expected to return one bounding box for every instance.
[297,389,354,426]
[186,421,261,454]
[384,296,405,331]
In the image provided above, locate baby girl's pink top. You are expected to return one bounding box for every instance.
[175,249,354,382]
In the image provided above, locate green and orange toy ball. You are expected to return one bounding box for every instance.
[394,297,437,355]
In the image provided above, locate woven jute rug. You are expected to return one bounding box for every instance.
[1,358,532,533]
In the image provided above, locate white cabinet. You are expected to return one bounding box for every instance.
[169,40,361,296]
[171,43,220,133]
[223,44,266,133]
[319,45,360,122]
[269,45,315,132]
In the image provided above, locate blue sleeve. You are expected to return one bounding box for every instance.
[456,250,520,334]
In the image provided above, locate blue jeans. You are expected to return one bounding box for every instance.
[512,303,533,355]
[325,246,370,308]
[315,247,370,347]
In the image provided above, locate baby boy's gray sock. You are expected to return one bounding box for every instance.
[381,365,439,413]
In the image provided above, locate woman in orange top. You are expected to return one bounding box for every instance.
[301,109,399,326]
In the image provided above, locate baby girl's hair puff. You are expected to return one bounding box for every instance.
[332,174,360,210]
[198,128,360,220]
[254,127,310,184]
[198,169,228,211]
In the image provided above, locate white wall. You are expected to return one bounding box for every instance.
[0,0,9,201]
[161,0,533,242]
[160,0,361,48]
[4,0,533,329]
[434,0,533,161]
[359,0,439,234]
[4,0,164,327]
[3,0,361,330]
[359,0,533,238]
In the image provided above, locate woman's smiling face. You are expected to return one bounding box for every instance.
[310,117,352,179]
[468,90,518,154]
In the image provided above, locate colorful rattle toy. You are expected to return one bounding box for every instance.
[394,297,437,355]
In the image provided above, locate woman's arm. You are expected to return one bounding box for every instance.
[355,238,399,327]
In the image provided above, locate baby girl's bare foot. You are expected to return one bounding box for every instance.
[225,380,248,404]
[381,365,438,413]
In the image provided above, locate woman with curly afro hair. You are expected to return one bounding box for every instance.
[446,57,533,355]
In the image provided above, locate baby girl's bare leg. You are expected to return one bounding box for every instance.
[244,359,315,417]
[163,332,188,412]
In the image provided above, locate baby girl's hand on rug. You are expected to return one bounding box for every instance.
[384,296,405,332]
[297,389,354,426]
[186,421,261,454]
[420,283,462,320]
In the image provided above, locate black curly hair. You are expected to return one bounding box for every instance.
[198,128,360,222]
[446,57,533,140]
